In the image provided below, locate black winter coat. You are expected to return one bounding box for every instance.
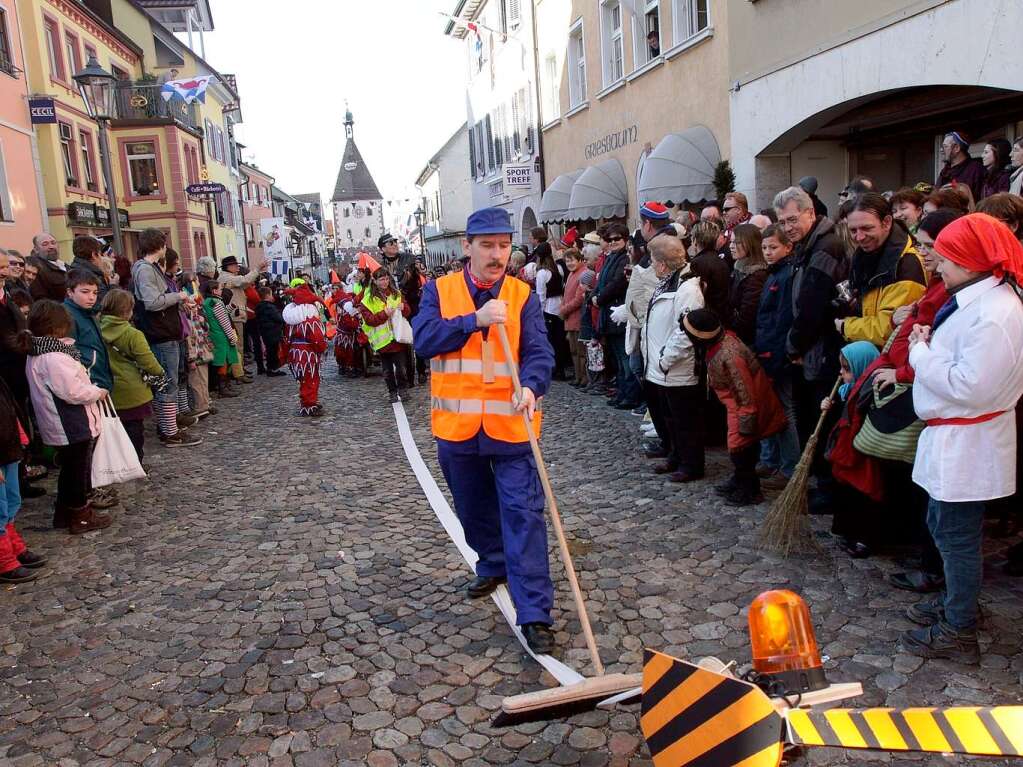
[0,295,27,400]
[690,249,731,326]
[0,377,25,465]
[594,247,628,336]
[728,263,768,346]
[755,257,795,379]
[254,301,285,345]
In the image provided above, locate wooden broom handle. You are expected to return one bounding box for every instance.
[494,323,604,675]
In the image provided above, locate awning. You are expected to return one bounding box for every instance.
[637,126,721,206]
[565,159,628,220]
[538,169,583,223]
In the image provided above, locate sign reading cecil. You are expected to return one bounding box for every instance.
[29,98,56,124]
[503,163,533,189]
[260,218,288,261]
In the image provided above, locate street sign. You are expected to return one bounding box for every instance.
[29,98,56,124]
[66,202,129,229]
[186,182,227,197]
[504,163,533,189]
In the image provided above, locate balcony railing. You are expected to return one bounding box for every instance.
[112,83,200,131]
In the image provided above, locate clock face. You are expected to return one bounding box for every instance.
[344,162,358,171]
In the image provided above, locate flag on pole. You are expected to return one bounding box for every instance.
[270,259,289,277]
[161,76,215,105]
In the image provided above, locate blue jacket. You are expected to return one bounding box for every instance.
[64,298,113,392]
[413,269,554,456]
[754,257,795,379]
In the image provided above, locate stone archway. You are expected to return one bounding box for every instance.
[520,206,537,242]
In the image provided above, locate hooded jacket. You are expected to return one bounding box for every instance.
[754,256,795,379]
[786,216,849,381]
[706,332,787,451]
[641,266,704,387]
[26,338,105,446]
[100,314,165,410]
[64,298,113,391]
[842,224,926,348]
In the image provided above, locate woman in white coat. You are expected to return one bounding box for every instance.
[899,213,1023,664]
[641,236,705,483]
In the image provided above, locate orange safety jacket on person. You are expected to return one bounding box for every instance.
[431,273,542,443]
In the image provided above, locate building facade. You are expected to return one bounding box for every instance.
[239,160,274,265]
[535,0,730,233]
[330,108,384,251]
[0,0,46,251]
[445,0,543,244]
[727,0,1023,209]
[415,123,472,265]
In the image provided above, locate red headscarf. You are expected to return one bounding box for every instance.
[933,213,1023,283]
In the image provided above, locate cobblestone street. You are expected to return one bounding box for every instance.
[2,371,1022,767]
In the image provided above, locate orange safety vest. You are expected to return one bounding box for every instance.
[431,272,542,443]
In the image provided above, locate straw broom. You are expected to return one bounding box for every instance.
[760,376,842,556]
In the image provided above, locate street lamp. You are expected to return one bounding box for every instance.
[413,204,427,263]
[73,56,123,257]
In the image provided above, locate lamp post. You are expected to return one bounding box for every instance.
[73,56,123,257]
[285,238,296,280]
[413,204,427,264]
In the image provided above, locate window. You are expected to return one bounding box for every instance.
[0,9,15,77]
[184,145,200,186]
[44,18,64,81]
[78,129,97,190]
[126,141,158,196]
[507,0,521,30]
[568,21,586,106]
[673,0,709,44]
[64,32,81,78]
[468,125,477,177]
[541,53,559,123]
[58,122,77,185]
[343,206,350,218]
[0,140,13,221]
[84,43,97,63]
[600,1,624,86]
[111,64,129,81]
[213,192,225,225]
[347,228,352,240]
[476,120,486,177]
[246,223,255,245]
[635,0,660,67]
[485,114,494,172]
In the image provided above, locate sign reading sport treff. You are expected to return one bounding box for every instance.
[504,163,533,189]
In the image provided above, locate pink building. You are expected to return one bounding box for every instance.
[0,0,46,252]
[239,160,274,265]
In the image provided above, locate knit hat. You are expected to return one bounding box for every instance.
[945,131,971,152]
[681,308,723,343]
[640,201,670,221]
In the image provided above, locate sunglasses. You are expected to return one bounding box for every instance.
[608,236,625,243]
[10,260,24,267]
[723,206,737,212]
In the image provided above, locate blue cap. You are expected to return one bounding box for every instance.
[466,206,515,236]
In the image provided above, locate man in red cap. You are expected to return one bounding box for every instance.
[899,213,1023,663]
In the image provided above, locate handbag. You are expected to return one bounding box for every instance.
[852,375,924,463]
[91,399,147,487]
[390,311,414,344]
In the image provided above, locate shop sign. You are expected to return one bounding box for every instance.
[29,98,56,124]
[186,182,227,197]
[67,202,129,229]
[503,163,533,189]
[584,124,639,160]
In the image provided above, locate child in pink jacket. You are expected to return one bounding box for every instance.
[18,300,112,534]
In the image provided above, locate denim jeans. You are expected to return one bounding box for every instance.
[608,333,640,405]
[0,461,20,528]
[760,370,799,476]
[927,497,986,630]
[150,340,180,436]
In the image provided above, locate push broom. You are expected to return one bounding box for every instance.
[492,324,640,726]
[760,375,842,556]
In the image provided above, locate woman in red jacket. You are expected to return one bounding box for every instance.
[558,249,594,387]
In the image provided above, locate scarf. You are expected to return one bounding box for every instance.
[838,341,879,400]
[933,213,1023,284]
[466,267,497,290]
[732,257,767,277]
[30,335,81,363]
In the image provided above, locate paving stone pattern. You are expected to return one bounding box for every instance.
[1,372,1022,766]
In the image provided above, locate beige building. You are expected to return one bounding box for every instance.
[728,0,1023,210]
[536,0,730,231]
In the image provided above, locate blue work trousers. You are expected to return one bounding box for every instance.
[438,444,553,626]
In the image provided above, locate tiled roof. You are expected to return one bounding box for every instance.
[331,138,382,203]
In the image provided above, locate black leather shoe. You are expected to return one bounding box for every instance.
[522,623,555,655]
[889,570,944,593]
[467,575,506,599]
[644,445,669,459]
[17,551,47,569]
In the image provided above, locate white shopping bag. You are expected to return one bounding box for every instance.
[390,312,414,344]
[91,398,147,487]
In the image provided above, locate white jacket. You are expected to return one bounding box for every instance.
[641,266,704,387]
[624,263,658,355]
[911,277,1023,502]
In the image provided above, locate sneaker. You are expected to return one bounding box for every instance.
[898,621,980,664]
[889,570,945,594]
[714,477,739,496]
[0,566,37,583]
[176,412,199,428]
[17,551,47,569]
[160,431,203,447]
[631,405,647,417]
[722,487,764,506]
[906,598,945,626]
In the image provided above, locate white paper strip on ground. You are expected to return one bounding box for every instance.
[392,402,585,687]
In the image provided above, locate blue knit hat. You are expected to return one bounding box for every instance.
[640,201,670,220]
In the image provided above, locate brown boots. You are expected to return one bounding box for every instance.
[53,502,112,534]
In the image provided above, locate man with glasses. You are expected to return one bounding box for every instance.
[773,185,848,446]
[592,222,641,410]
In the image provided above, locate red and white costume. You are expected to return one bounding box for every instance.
[281,285,327,413]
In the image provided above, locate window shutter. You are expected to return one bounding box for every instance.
[468,125,477,178]
[485,114,494,170]
[511,96,521,154]
[494,111,504,167]
[508,0,521,28]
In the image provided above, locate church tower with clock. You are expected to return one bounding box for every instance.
[330,107,385,252]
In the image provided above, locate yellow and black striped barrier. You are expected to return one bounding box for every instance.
[787,706,1023,757]
[641,649,1023,767]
